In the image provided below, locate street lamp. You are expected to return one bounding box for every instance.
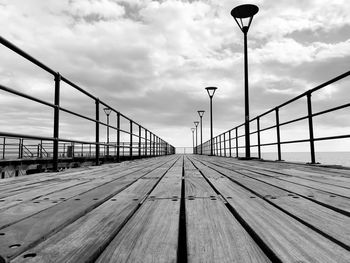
[194,121,199,154]
[197,110,205,155]
[231,4,258,159]
[205,87,218,156]
[191,128,195,154]
[103,107,112,156]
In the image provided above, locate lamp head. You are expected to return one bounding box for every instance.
[205,87,218,98]
[231,4,259,33]
[191,128,195,132]
[194,121,199,127]
[197,110,205,117]
[103,107,112,116]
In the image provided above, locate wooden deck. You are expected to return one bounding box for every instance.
[0,155,349,262]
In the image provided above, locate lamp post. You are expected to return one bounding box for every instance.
[194,121,199,154]
[191,128,195,154]
[231,4,258,159]
[205,87,218,156]
[103,107,112,156]
[197,110,205,155]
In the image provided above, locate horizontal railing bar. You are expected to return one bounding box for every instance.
[60,76,96,100]
[314,134,350,141]
[312,103,350,118]
[0,84,55,108]
[0,36,56,75]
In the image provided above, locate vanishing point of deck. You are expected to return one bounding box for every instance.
[0,155,349,262]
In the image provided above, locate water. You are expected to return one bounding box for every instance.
[258,152,350,167]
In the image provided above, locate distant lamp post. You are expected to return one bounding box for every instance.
[191,128,195,154]
[197,110,205,155]
[205,87,218,156]
[103,107,112,156]
[194,121,199,154]
[231,4,258,159]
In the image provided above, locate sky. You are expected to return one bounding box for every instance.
[0,0,349,154]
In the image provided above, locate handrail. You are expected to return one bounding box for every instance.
[195,70,350,164]
[0,36,175,169]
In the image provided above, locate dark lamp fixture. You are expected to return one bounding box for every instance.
[205,87,217,98]
[103,107,112,116]
[231,4,259,33]
[191,128,195,132]
[194,121,199,127]
[197,110,205,117]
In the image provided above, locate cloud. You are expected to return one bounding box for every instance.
[0,0,349,153]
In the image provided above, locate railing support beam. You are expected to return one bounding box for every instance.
[307,92,316,164]
[53,73,61,171]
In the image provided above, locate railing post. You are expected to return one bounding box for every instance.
[216,137,219,156]
[153,134,156,156]
[257,117,261,159]
[224,133,226,157]
[53,72,61,171]
[95,98,100,166]
[138,125,141,157]
[275,107,282,161]
[219,135,222,156]
[229,131,232,157]
[157,138,160,156]
[116,112,120,162]
[2,137,5,159]
[40,140,43,158]
[145,129,148,157]
[307,92,316,164]
[18,138,22,159]
[150,132,152,156]
[235,128,239,157]
[130,120,133,158]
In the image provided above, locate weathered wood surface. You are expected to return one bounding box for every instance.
[0,154,349,262]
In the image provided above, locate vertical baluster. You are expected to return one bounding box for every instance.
[275,107,282,161]
[235,128,239,158]
[95,98,100,166]
[53,72,61,171]
[307,92,316,164]
[257,117,261,159]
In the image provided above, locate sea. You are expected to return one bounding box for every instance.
[258,152,350,168]
[176,148,350,168]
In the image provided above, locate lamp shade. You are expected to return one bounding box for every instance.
[191,128,195,132]
[231,4,259,33]
[205,87,218,98]
[103,107,112,116]
[194,121,199,127]
[198,110,205,117]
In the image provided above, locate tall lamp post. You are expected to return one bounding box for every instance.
[197,110,205,155]
[103,107,112,156]
[191,128,195,154]
[205,87,218,156]
[231,4,258,159]
[194,121,199,154]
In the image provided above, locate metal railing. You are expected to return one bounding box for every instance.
[195,70,350,164]
[0,36,175,170]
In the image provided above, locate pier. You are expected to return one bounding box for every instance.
[1,2,350,261]
[0,155,349,262]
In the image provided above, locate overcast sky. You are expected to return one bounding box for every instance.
[0,0,349,153]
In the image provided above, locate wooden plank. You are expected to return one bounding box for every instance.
[95,199,180,263]
[191,158,350,262]
[184,158,216,198]
[0,160,169,260]
[198,157,350,214]
[199,160,350,248]
[149,159,182,199]
[10,166,172,263]
[186,198,270,263]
